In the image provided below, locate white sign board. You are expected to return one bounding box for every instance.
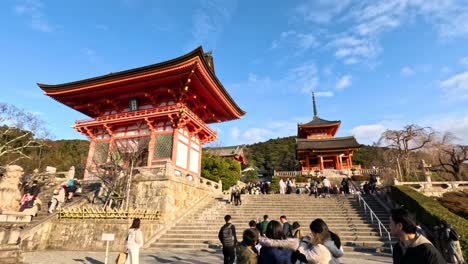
[101,233,115,241]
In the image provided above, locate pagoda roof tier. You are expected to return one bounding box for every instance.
[299,116,341,127]
[296,136,361,151]
[37,46,245,123]
[74,104,217,144]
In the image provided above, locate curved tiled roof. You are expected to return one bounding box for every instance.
[296,136,361,150]
[299,116,340,127]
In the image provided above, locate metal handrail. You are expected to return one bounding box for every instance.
[356,193,393,253]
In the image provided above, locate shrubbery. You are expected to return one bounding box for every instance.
[390,186,468,258]
[201,153,241,191]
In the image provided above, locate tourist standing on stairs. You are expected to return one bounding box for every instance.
[125,218,144,264]
[219,215,238,264]
[280,215,293,238]
[260,215,270,236]
[390,208,445,264]
[322,177,331,198]
[258,220,293,264]
[259,218,333,264]
[279,179,286,194]
[236,228,260,264]
[286,178,293,194]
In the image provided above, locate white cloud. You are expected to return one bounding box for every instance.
[14,0,53,33]
[270,31,318,51]
[293,1,468,64]
[81,48,101,64]
[241,128,271,144]
[230,127,240,140]
[422,115,468,145]
[460,56,468,67]
[441,66,451,73]
[440,71,468,100]
[401,66,415,76]
[188,0,237,50]
[286,62,319,94]
[350,124,386,145]
[293,0,351,24]
[336,75,352,90]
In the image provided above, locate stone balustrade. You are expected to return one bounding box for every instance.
[394,178,468,197]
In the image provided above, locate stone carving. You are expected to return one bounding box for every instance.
[0,165,23,212]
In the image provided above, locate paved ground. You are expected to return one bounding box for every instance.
[24,249,392,264]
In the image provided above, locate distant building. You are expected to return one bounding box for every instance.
[296,93,361,172]
[205,145,246,165]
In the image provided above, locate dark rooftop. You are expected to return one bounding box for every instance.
[296,136,361,150]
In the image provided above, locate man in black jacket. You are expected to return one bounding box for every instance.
[218,215,237,264]
[390,208,445,264]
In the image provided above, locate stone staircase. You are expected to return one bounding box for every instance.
[150,194,394,257]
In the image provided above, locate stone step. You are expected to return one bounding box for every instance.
[163,230,387,237]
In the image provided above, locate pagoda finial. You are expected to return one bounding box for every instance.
[312,92,318,118]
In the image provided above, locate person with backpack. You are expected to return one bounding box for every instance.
[442,223,465,264]
[291,222,302,239]
[218,215,238,264]
[280,215,293,238]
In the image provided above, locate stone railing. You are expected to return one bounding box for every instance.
[58,207,160,220]
[395,179,468,197]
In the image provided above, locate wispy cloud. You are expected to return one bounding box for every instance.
[81,48,101,64]
[270,31,318,52]
[401,66,415,76]
[292,1,468,65]
[187,0,237,50]
[14,0,53,33]
[350,124,386,145]
[335,75,352,90]
[293,0,351,24]
[460,56,468,67]
[440,71,468,100]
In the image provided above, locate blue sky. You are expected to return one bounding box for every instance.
[1,0,468,146]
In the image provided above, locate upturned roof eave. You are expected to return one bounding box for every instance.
[37,46,245,117]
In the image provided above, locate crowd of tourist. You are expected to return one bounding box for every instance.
[18,177,81,216]
[219,207,463,264]
[218,214,344,264]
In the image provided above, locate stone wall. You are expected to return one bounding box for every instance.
[19,164,222,252]
[129,164,222,223]
[22,219,161,251]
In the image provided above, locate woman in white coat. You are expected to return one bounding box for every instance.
[126,218,144,264]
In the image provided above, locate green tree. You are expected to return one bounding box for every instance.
[201,153,241,190]
[244,167,258,183]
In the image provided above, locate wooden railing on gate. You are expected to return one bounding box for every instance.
[58,207,160,220]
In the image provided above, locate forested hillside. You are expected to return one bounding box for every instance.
[244,136,383,174]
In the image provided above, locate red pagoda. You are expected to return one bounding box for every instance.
[296,93,361,171]
[38,47,245,180]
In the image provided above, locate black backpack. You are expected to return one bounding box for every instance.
[449,227,460,241]
[222,224,235,246]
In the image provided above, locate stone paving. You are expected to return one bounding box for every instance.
[24,249,392,264]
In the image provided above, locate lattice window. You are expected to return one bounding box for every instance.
[154,134,173,159]
[93,142,109,163]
